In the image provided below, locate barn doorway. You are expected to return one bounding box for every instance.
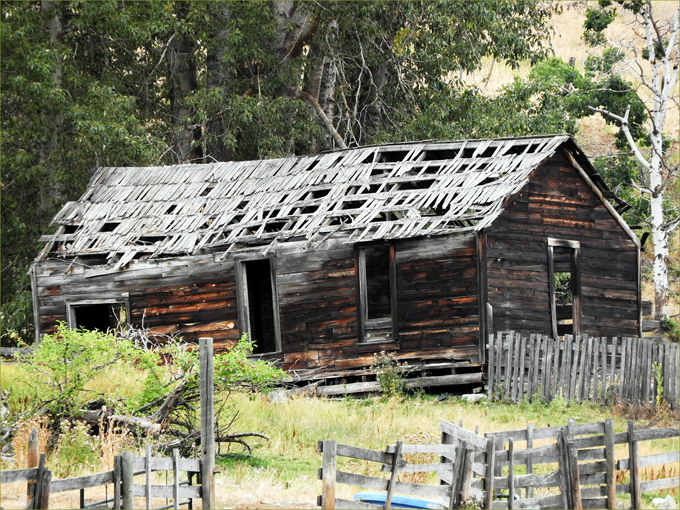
[240,259,281,354]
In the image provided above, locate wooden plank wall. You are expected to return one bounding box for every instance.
[33,233,481,374]
[488,331,680,410]
[485,151,640,338]
[32,255,241,346]
[396,235,479,360]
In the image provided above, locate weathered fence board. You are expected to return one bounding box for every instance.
[488,332,679,409]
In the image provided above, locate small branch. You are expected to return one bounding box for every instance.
[588,105,652,172]
[296,89,347,149]
[138,32,177,97]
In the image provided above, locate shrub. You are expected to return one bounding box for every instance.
[372,351,410,397]
[16,323,141,419]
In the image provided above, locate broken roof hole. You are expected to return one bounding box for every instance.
[379,150,409,163]
[300,205,319,214]
[411,179,436,190]
[343,200,366,210]
[311,188,330,199]
[264,221,287,233]
[165,204,177,214]
[100,222,120,233]
[135,236,165,246]
[422,150,457,161]
[200,183,216,197]
[63,225,80,234]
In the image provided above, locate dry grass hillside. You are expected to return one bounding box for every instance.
[466,1,679,319]
[466,1,679,147]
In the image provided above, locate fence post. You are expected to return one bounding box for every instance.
[37,468,52,509]
[526,423,534,499]
[628,420,642,509]
[318,440,337,510]
[604,419,616,510]
[31,453,47,510]
[173,448,180,510]
[483,435,496,510]
[385,440,403,509]
[145,444,152,510]
[199,337,215,510]
[568,441,582,510]
[26,428,39,508]
[114,454,122,510]
[507,438,514,510]
[558,429,572,510]
[122,450,135,510]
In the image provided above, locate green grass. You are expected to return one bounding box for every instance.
[2,360,678,508]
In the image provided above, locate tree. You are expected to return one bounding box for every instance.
[581,1,679,323]
[2,1,561,344]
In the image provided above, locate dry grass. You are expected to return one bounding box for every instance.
[467,1,679,141]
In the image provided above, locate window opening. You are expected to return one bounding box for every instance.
[357,244,397,342]
[548,240,581,338]
[70,303,126,333]
[240,259,280,354]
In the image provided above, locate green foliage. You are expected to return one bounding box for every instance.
[372,351,410,398]
[15,323,138,419]
[583,5,617,45]
[1,0,560,339]
[0,287,34,347]
[52,420,100,478]
[661,318,679,343]
[15,324,286,421]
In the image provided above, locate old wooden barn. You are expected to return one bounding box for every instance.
[32,135,641,389]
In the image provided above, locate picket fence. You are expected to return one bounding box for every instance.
[487,332,679,409]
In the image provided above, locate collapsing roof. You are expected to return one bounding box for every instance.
[39,135,627,266]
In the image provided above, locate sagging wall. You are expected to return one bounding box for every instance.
[33,233,481,372]
[484,151,640,338]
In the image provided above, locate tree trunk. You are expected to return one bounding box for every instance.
[39,1,67,218]
[168,2,201,164]
[643,2,677,323]
[205,3,232,162]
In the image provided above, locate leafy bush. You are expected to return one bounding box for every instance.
[16,323,139,419]
[372,351,410,397]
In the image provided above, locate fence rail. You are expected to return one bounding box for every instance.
[487,332,679,409]
[317,419,679,510]
[0,447,203,510]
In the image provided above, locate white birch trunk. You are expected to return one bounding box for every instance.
[591,2,679,322]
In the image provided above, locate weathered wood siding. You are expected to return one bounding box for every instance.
[275,235,480,372]
[484,150,640,338]
[396,236,479,360]
[32,255,241,346]
[33,234,481,373]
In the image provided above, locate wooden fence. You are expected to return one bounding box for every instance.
[487,331,679,409]
[318,419,679,510]
[0,446,202,509]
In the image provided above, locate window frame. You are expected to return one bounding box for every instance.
[355,243,398,343]
[235,255,282,355]
[66,294,130,332]
[547,238,581,338]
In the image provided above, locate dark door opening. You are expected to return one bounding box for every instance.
[244,259,278,354]
[73,303,125,332]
